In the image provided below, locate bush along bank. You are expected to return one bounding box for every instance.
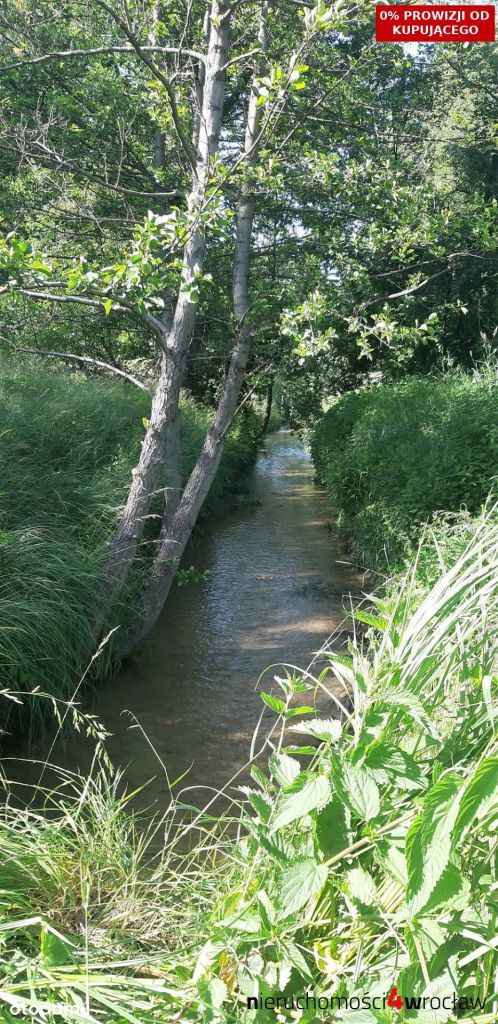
[0,358,259,731]
[1,509,497,1022]
[310,368,498,572]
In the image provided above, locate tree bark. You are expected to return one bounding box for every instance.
[96,1,231,626]
[125,3,270,651]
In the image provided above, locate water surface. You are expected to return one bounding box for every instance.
[13,432,361,805]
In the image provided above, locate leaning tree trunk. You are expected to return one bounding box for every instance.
[96,1,231,625]
[125,2,271,652]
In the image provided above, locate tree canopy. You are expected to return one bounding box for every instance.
[0,1,496,638]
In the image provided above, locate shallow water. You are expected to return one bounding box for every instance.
[9,431,361,805]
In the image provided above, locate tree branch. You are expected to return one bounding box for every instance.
[14,136,184,201]
[15,285,168,350]
[221,48,261,71]
[17,288,110,310]
[361,267,451,310]
[94,0,197,169]
[0,45,206,74]
[4,343,152,394]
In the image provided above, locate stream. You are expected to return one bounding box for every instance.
[11,431,362,806]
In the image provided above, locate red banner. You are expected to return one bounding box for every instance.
[376,4,496,42]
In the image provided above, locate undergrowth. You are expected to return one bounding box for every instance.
[0,357,259,732]
[310,367,498,572]
[1,508,497,1023]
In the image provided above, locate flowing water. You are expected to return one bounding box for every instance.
[11,431,361,805]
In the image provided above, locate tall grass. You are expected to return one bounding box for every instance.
[1,509,497,1022]
[310,367,498,571]
[0,358,259,732]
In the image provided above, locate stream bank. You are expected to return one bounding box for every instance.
[7,431,361,804]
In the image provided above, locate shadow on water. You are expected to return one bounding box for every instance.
[8,431,363,807]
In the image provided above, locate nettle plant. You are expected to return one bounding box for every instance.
[194,520,498,1022]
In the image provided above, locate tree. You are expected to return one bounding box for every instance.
[0,0,350,648]
[2,2,494,647]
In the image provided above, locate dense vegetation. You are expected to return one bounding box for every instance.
[0,0,497,1021]
[0,0,495,644]
[311,368,498,572]
[1,513,497,1022]
[0,358,258,731]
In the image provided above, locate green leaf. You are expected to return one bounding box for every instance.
[289,718,342,743]
[346,866,377,906]
[250,764,268,790]
[285,704,315,718]
[315,795,351,859]
[104,298,113,315]
[278,857,328,917]
[375,842,408,886]
[30,260,52,275]
[340,764,380,822]
[252,826,290,866]
[374,688,439,739]
[261,692,286,714]
[257,891,275,931]
[406,775,462,916]
[353,608,389,630]
[248,791,272,823]
[421,862,470,914]
[278,938,313,981]
[269,751,300,788]
[272,772,331,831]
[40,925,70,967]
[197,976,227,1012]
[362,741,425,792]
[454,756,498,841]
[282,745,318,756]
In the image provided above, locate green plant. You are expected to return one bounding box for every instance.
[0,357,258,734]
[310,367,498,571]
[173,510,496,1021]
[1,507,497,1023]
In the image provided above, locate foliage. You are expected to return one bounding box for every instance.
[311,367,498,570]
[0,358,258,732]
[1,4,495,419]
[1,511,497,1022]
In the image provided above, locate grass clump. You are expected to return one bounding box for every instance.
[310,367,498,571]
[0,357,259,729]
[1,509,497,1022]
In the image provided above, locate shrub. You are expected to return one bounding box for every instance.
[311,367,498,570]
